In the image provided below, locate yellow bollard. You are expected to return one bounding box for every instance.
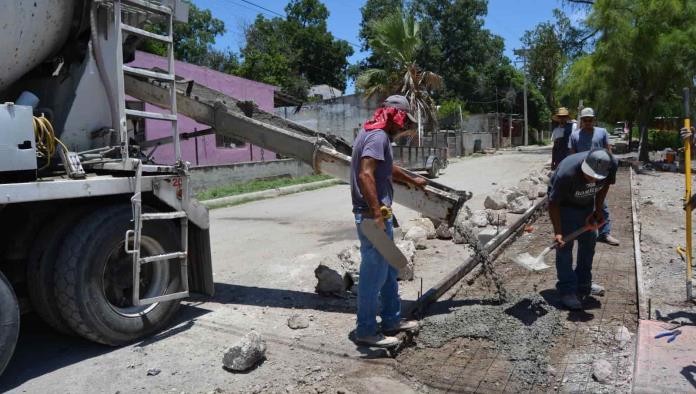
[683,87,693,300]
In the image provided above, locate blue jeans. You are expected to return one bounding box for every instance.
[354,213,401,337]
[599,201,611,237]
[555,206,597,295]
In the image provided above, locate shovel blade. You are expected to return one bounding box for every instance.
[513,252,550,271]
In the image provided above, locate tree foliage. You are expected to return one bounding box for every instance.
[356,12,443,124]
[238,0,354,99]
[521,9,588,111]
[140,4,234,69]
[561,0,696,160]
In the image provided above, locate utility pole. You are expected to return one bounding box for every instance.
[417,106,422,146]
[514,49,529,146]
[495,85,500,149]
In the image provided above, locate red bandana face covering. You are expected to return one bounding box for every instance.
[364,107,409,131]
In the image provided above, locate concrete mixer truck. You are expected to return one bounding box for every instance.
[0,0,470,375]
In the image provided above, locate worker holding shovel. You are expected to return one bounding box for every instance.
[548,149,618,310]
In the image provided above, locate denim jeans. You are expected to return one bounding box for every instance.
[599,201,611,237]
[555,205,597,295]
[354,213,401,337]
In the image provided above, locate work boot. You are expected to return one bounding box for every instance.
[578,283,605,298]
[598,234,620,246]
[560,294,583,310]
[383,320,419,335]
[355,334,401,348]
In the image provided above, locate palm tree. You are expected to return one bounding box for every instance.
[356,13,443,123]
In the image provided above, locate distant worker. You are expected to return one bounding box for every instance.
[550,107,573,170]
[548,149,618,310]
[350,95,427,347]
[568,107,619,246]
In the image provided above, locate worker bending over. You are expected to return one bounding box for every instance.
[548,149,618,310]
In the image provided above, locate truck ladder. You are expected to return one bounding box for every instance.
[113,0,189,306]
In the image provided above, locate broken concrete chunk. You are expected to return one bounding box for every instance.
[592,359,613,383]
[287,314,309,330]
[314,259,351,296]
[486,210,507,226]
[405,226,428,248]
[508,196,532,214]
[501,187,525,203]
[452,221,475,245]
[471,210,489,227]
[615,325,631,349]
[518,180,537,200]
[396,239,416,280]
[484,193,508,210]
[435,223,453,239]
[223,331,267,372]
[146,368,161,376]
[405,218,436,239]
[477,227,499,245]
[536,184,548,197]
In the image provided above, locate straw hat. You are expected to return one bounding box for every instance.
[552,107,570,121]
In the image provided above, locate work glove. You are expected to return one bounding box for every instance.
[680,126,695,143]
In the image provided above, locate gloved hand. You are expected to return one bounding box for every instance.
[680,126,695,142]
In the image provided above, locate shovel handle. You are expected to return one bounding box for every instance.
[552,222,602,249]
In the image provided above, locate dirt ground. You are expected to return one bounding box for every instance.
[633,170,696,322]
[397,168,638,393]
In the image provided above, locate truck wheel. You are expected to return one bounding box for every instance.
[0,270,20,376]
[428,159,440,178]
[27,207,96,335]
[54,204,182,346]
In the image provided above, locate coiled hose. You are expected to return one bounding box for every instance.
[33,115,68,171]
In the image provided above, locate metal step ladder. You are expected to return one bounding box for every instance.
[113,0,189,306]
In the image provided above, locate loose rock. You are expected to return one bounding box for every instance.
[147,368,161,376]
[484,193,508,210]
[518,180,537,200]
[287,314,309,330]
[223,331,267,372]
[406,218,436,239]
[508,195,532,214]
[615,326,631,349]
[435,223,453,239]
[396,240,416,280]
[314,259,351,296]
[471,210,489,227]
[501,187,525,203]
[486,210,507,226]
[405,226,428,249]
[536,185,548,197]
[592,359,613,383]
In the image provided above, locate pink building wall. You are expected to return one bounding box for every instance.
[128,51,277,166]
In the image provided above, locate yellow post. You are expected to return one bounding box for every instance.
[684,87,693,300]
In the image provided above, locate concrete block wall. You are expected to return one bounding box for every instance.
[190,159,314,193]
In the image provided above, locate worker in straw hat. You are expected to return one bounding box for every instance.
[551,107,573,170]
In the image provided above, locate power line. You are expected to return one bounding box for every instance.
[226,0,362,49]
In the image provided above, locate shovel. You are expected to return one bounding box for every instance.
[514,221,602,271]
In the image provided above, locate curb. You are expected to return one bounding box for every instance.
[200,178,343,208]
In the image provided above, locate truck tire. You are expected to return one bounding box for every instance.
[27,207,96,335]
[54,204,182,346]
[0,270,20,376]
[428,159,440,178]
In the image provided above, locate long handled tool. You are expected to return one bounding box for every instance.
[681,87,694,300]
[514,222,600,271]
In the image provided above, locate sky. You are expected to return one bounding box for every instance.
[192,0,586,93]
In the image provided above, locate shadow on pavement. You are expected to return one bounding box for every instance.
[0,304,208,392]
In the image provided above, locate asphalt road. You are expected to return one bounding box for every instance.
[1,148,550,394]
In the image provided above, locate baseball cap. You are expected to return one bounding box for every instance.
[383,95,418,123]
[580,107,595,118]
[581,149,613,180]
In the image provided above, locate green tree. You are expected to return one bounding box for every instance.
[238,0,354,98]
[522,9,588,112]
[140,4,230,66]
[561,0,696,160]
[356,12,443,122]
